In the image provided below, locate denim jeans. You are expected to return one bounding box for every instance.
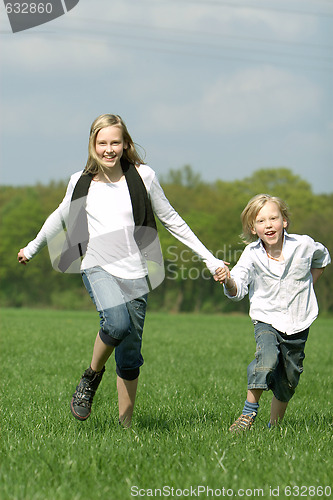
[247,321,309,402]
[81,266,148,380]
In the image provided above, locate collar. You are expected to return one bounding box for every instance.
[255,230,291,250]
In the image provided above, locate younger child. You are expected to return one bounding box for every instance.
[215,194,330,432]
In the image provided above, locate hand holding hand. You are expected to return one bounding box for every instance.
[213,265,230,284]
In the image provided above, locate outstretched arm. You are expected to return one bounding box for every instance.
[17,171,81,265]
[149,176,226,274]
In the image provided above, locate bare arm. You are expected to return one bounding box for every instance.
[224,277,238,297]
[311,267,325,285]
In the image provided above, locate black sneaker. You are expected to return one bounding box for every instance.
[70,366,105,421]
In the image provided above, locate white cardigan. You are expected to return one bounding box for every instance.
[24,165,224,279]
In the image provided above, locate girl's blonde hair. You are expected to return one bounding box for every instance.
[241,194,291,244]
[84,114,146,175]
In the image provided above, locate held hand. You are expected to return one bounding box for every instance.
[17,249,29,265]
[213,265,230,284]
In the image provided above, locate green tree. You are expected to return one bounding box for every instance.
[1,167,331,314]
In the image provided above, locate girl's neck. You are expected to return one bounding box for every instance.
[94,165,124,183]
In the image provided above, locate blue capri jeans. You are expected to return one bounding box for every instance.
[247,321,309,402]
[81,266,149,381]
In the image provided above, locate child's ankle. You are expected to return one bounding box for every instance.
[242,399,259,417]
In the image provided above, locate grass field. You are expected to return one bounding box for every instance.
[1,308,332,500]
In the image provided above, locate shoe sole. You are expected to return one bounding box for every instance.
[229,426,252,433]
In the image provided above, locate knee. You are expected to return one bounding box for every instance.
[254,332,279,371]
[99,307,131,346]
[262,351,279,372]
[116,365,140,380]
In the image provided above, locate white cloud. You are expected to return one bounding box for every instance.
[0,33,124,72]
[147,65,321,134]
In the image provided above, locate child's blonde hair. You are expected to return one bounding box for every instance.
[84,114,146,175]
[241,194,291,244]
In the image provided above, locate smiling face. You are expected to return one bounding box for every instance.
[94,125,127,171]
[252,201,288,251]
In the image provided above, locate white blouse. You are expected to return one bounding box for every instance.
[224,233,331,334]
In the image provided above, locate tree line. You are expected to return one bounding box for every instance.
[1,167,332,314]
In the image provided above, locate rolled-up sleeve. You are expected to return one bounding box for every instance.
[311,240,331,268]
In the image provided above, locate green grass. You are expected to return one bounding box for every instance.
[1,309,332,500]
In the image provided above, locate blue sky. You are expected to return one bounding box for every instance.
[1,0,332,193]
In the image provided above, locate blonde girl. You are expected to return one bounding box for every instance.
[18,114,225,427]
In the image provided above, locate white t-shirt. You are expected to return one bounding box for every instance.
[24,165,224,279]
